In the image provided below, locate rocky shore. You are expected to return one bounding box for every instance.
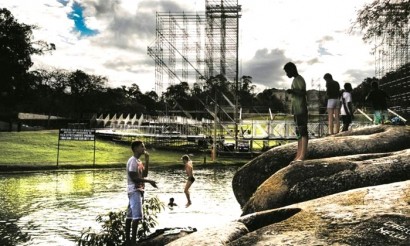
[143,125,410,245]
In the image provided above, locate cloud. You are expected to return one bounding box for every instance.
[318,45,333,56]
[2,0,376,94]
[242,48,290,89]
[343,68,374,87]
[306,58,320,65]
[316,35,334,56]
[68,2,99,37]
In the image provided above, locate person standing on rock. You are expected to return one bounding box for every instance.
[284,62,309,161]
[366,81,389,125]
[340,83,354,131]
[324,73,341,135]
[125,140,158,246]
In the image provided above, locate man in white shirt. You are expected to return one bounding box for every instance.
[125,140,157,245]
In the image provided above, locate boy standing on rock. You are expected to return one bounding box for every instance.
[283,62,309,161]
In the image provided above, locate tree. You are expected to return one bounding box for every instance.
[351,0,410,42]
[124,83,143,101]
[0,8,55,109]
[28,69,69,113]
[66,70,107,116]
[162,82,191,115]
[238,76,256,108]
[352,77,376,109]
[140,90,159,115]
[255,88,285,113]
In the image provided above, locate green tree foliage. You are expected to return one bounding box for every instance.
[0,8,55,108]
[0,8,304,121]
[77,196,164,246]
[255,88,286,113]
[28,68,69,114]
[352,0,410,42]
[67,70,107,115]
[140,90,159,115]
[352,77,376,108]
[238,76,256,108]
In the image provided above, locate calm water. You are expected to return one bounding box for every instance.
[0,166,241,246]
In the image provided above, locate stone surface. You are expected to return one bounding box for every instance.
[160,181,410,245]
[148,125,410,245]
[242,149,410,215]
[232,125,410,207]
[166,221,248,246]
[138,228,196,246]
[231,180,410,246]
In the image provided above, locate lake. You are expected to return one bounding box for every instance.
[0,166,242,245]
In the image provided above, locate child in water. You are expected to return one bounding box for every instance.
[181,155,195,207]
[168,197,177,208]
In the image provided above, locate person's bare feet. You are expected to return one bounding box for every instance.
[291,159,304,164]
[185,202,192,208]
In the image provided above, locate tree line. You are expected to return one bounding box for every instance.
[0,8,286,121]
[1,1,408,123]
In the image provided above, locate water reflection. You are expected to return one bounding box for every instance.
[0,166,241,245]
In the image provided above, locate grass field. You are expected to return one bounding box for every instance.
[0,130,249,170]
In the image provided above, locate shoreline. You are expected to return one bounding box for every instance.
[0,161,245,174]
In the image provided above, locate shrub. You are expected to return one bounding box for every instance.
[77,196,164,246]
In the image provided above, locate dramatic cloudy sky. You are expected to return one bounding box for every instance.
[3,0,375,93]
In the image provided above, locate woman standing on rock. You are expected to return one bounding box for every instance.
[324,73,341,135]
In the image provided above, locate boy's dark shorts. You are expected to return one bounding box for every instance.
[294,113,308,138]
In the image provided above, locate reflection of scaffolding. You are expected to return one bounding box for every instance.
[147,0,241,94]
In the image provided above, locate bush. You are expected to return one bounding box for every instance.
[77,196,164,246]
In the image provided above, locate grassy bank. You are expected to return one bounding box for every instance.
[0,131,249,171]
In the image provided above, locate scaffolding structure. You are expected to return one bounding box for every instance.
[374,26,409,79]
[205,0,241,84]
[147,12,206,93]
[147,0,241,95]
[373,2,410,115]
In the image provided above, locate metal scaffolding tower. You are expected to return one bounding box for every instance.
[205,0,241,83]
[147,0,241,95]
[373,2,410,115]
[147,12,206,93]
[374,26,409,79]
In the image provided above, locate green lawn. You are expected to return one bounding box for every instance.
[0,130,248,170]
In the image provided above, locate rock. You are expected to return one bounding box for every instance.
[166,221,248,246]
[159,125,410,245]
[232,125,410,207]
[231,180,410,246]
[241,149,410,215]
[138,227,196,246]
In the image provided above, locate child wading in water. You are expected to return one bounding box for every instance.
[181,155,195,207]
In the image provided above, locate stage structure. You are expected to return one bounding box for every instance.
[373,2,410,115]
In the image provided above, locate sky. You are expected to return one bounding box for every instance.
[2,0,376,93]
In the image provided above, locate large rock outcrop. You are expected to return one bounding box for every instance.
[232,125,410,207]
[166,222,248,246]
[141,125,410,245]
[242,149,410,215]
[231,180,410,246]
[169,180,410,245]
